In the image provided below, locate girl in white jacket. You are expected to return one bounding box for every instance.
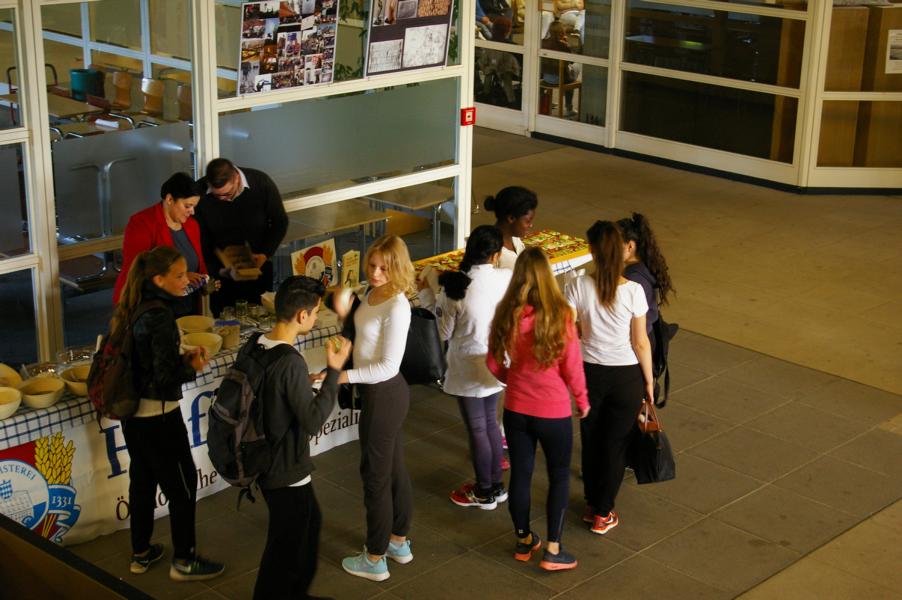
[420,225,512,509]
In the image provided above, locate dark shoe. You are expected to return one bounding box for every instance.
[514,531,542,562]
[129,543,164,574]
[539,546,578,571]
[492,483,508,504]
[169,556,225,582]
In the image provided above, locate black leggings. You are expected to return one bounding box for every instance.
[121,408,197,560]
[581,363,644,515]
[358,374,413,555]
[503,410,572,543]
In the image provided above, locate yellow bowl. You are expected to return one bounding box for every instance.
[0,363,22,388]
[61,363,91,397]
[177,315,215,334]
[0,387,22,420]
[19,376,65,409]
[182,332,223,358]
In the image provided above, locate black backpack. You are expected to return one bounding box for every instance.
[651,314,679,408]
[207,333,294,502]
[87,300,166,422]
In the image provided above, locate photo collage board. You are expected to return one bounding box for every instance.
[365,0,454,75]
[239,0,338,94]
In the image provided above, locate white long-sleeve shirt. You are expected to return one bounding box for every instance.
[420,264,513,397]
[346,291,411,385]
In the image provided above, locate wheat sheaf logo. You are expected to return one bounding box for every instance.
[0,432,81,542]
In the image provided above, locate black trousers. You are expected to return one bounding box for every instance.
[581,362,644,515]
[358,374,412,555]
[503,410,572,543]
[253,484,322,600]
[121,408,197,560]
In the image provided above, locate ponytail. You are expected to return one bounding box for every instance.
[617,213,675,305]
[438,225,503,301]
[110,246,183,334]
[586,220,623,309]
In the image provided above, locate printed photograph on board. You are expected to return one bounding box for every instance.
[238,0,340,95]
[365,0,453,76]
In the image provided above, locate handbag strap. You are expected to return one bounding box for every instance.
[638,400,664,433]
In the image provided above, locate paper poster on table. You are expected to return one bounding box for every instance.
[292,239,337,287]
[365,0,454,75]
[887,30,902,75]
[239,0,338,95]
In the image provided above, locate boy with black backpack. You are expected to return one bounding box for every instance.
[245,276,351,599]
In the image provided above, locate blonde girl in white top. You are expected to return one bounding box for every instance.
[564,220,653,538]
[337,234,415,582]
[419,225,513,510]
[485,186,537,270]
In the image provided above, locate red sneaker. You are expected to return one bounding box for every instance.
[501,457,510,471]
[582,505,594,524]
[590,511,619,535]
[449,484,497,510]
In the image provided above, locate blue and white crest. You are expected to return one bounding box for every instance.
[0,460,50,530]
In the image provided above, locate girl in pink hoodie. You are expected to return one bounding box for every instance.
[487,247,589,572]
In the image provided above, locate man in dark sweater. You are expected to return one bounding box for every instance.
[252,275,351,600]
[195,158,289,316]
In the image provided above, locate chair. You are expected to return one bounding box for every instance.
[140,78,165,117]
[539,59,581,118]
[176,84,192,122]
[111,71,133,110]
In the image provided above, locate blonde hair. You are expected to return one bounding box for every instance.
[489,247,573,369]
[365,234,415,296]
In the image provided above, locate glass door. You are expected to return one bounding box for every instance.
[532,0,612,143]
[473,0,532,133]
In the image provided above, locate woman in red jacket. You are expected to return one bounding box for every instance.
[113,173,209,316]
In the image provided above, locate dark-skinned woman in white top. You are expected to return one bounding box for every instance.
[564,220,654,537]
[337,234,415,583]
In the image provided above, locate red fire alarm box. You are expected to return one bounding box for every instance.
[460,107,476,126]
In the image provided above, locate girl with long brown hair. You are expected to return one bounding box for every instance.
[487,247,589,572]
[115,246,224,581]
[336,234,415,582]
[564,220,653,537]
[617,212,674,352]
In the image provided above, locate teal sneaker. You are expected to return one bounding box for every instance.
[129,543,164,574]
[342,550,390,582]
[387,539,413,564]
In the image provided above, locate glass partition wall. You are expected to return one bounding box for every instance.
[475,0,902,189]
[2,0,473,364]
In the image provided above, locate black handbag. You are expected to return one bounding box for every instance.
[336,294,361,411]
[400,307,446,386]
[629,401,676,484]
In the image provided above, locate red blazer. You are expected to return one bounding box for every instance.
[112,202,208,304]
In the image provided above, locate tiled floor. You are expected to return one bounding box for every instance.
[69,130,902,598]
[69,332,902,599]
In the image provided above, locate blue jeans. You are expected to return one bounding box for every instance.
[457,393,504,492]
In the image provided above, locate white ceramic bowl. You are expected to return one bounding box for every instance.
[182,332,223,358]
[0,363,23,388]
[177,315,215,334]
[61,363,91,397]
[0,387,22,420]
[19,376,65,409]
